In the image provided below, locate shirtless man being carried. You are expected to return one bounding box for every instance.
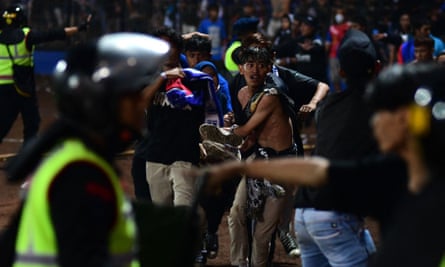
[228,46,297,267]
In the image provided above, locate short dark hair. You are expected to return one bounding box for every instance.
[414,36,434,49]
[238,46,273,65]
[184,34,211,53]
[365,63,445,177]
[207,3,219,12]
[152,26,183,51]
[365,64,425,111]
[241,33,273,53]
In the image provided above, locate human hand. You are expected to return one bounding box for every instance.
[78,14,92,32]
[162,67,185,79]
[299,102,316,113]
[223,112,234,127]
[182,31,210,40]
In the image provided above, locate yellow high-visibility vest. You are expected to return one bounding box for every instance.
[224,40,241,74]
[13,139,139,267]
[0,27,33,85]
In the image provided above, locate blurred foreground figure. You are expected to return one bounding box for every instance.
[4,32,170,266]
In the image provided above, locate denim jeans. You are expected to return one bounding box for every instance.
[295,208,375,267]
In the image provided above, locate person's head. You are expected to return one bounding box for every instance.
[235,32,274,65]
[153,27,183,70]
[194,60,219,90]
[233,17,260,40]
[52,33,170,152]
[183,34,212,67]
[0,4,27,30]
[366,63,445,178]
[349,15,368,33]
[399,12,411,32]
[412,16,432,38]
[238,46,273,90]
[333,7,346,24]
[242,2,255,17]
[207,3,219,21]
[241,32,273,52]
[414,36,434,62]
[338,29,379,83]
[280,14,292,31]
[300,15,318,37]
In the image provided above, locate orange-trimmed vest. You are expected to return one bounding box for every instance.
[13,139,139,267]
[0,27,33,85]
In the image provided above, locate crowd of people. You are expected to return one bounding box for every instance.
[2,1,445,267]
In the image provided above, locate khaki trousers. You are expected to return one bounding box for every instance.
[146,161,196,206]
[228,177,292,267]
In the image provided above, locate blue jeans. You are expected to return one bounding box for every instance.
[295,208,375,267]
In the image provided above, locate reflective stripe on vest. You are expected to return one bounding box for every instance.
[0,27,33,85]
[14,139,139,267]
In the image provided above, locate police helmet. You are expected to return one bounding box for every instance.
[53,33,170,142]
[1,4,27,29]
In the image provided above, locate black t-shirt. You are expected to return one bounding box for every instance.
[371,178,445,267]
[295,85,379,208]
[317,154,408,232]
[309,154,445,267]
[279,35,328,83]
[144,80,205,165]
[314,88,378,160]
[49,161,117,267]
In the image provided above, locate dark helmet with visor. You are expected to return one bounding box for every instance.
[52,32,170,147]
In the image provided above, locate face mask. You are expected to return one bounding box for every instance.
[335,14,344,24]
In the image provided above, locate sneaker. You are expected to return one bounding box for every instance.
[206,233,219,259]
[194,250,207,267]
[202,140,240,162]
[271,184,286,198]
[199,123,243,147]
[279,230,301,257]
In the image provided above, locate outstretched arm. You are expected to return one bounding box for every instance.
[203,156,330,191]
[64,14,92,36]
[299,81,330,113]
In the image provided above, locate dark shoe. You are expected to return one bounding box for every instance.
[279,230,300,257]
[199,123,243,147]
[194,249,207,267]
[206,233,219,259]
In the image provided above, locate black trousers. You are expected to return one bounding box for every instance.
[131,154,152,202]
[0,84,40,145]
[200,175,240,234]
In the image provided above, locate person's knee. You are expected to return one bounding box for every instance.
[228,203,246,225]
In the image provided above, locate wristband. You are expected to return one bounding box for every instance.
[160,72,167,80]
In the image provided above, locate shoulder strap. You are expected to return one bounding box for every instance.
[5,45,15,63]
[243,90,267,120]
